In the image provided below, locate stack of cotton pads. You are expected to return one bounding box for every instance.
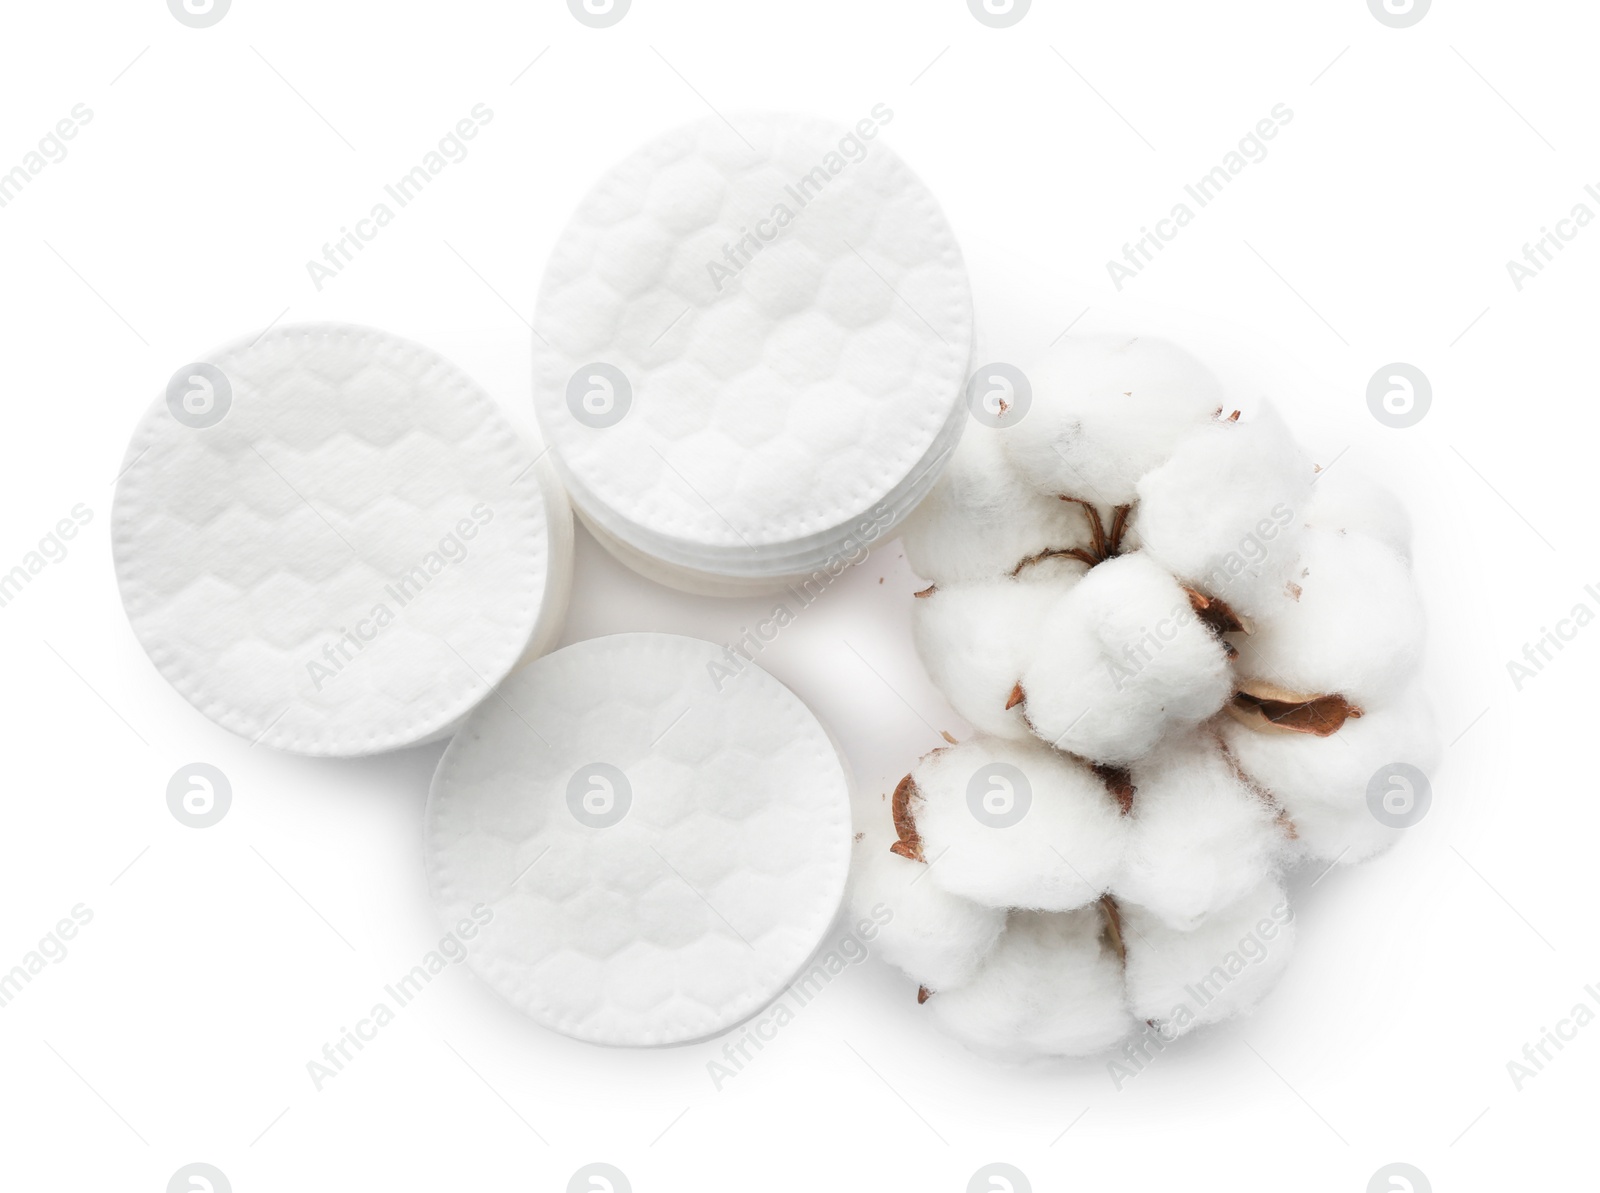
[851,334,1437,1061]
[113,324,573,755]
[424,633,852,1044]
[532,111,974,594]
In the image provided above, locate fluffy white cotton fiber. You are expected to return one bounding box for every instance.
[910,579,1066,741]
[900,737,1128,912]
[1132,409,1312,618]
[870,333,1433,1062]
[1219,684,1438,864]
[1122,878,1296,1035]
[849,822,1005,991]
[901,426,1088,586]
[1018,554,1233,765]
[1232,527,1425,708]
[1306,464,1413,559]
[1002,335,1225,505]
[1112,730,1288,930]
[926,907,1135,1060]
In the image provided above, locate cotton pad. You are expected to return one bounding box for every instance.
[113,323,573,756]
[533,111,974,592]
[424,633,852,1046]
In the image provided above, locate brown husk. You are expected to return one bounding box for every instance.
[1091,763,1137,815]
[1227,681,1363,737]
[1100,894,1127,966]
[889,774,924,862]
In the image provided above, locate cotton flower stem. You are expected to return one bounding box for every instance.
[1107,504,1132,553]
[1009,545,1098,577]
[1068,496,1110,559]
[1010,499,1133,577]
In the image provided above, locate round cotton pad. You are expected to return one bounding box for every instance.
[533,111,973,586]
[113,323,573,756]
[424,633,853,1046]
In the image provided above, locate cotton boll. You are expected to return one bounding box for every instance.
[1306,464,1413,560]
[848,821,1006,992]
[926,906,1135,1060]
[900,424,1089,586]
[1121,878,1296,1037]
[1130,409,1313,619]
[911,579,1070,741]
[898,736,1128,912]
[1002,336,1225,505]
[1233,527,1424,710]
[1112,731,1289,931]
[1218,684,1438,864]
[1017,553,1233,766]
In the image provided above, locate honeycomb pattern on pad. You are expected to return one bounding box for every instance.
[113,325,553,755]
[425,633,853,1046]
[534,113,973,552]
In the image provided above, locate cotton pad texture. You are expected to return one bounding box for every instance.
[424,633,853,1046]
[113,323,573,756]
[855,333,1436,1061]
[533,111,973,594]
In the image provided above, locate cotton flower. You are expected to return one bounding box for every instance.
[901,425,1089,587]
[1305,463,1413,560]
[910,579,1066,741]
[860,334,1433,1062]
[1130,407,1312,619]
[849,822,1006,990]
[925,905,1135,1061]
[1218,684,1438,864]
[1111,730,1289,930]
[1121,877,1296,1036]
[890,736,1128,912]
[1001,335,1225,505]
[1015,553,1234,766]
[1231,527,1425,711]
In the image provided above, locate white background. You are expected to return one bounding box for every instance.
[0,0,1591,1189]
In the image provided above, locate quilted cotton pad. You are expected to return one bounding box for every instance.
[113,323,573,756]
[533,111,973,583]
[424,633,853,1045]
